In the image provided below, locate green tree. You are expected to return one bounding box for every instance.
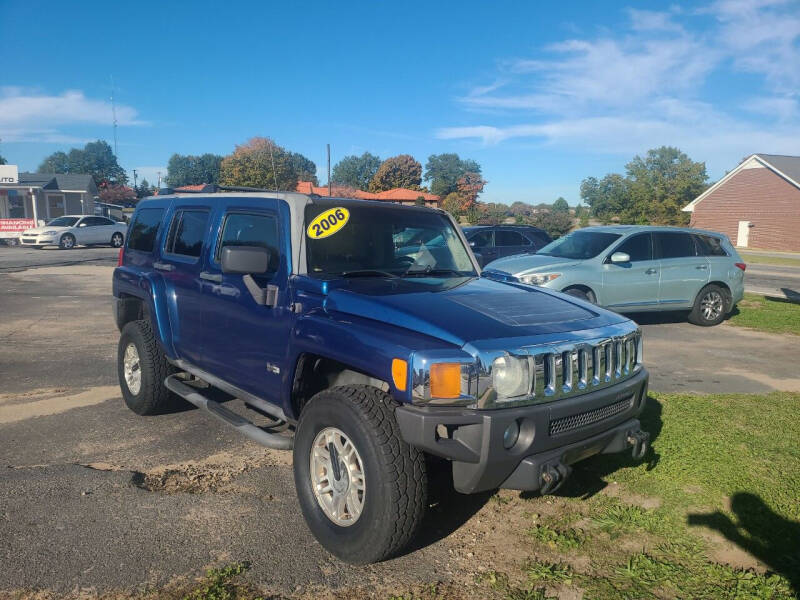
[219,137,298,190]
[331,152,382,190]
[38,140,127,185]
[0,154,6,165]
[625,146,706,225]
[552,197,569,213]
[530,211,574,239]
[580,147,707,226]
[369,154,422,192]
[580,173,631,223]
[166,153,222,187]
[423,153,481,197]
[442,192,462,217]
[136,178,154,198]
[290,152,318,185]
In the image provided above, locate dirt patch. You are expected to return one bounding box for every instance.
[0,386,119,423]
[600,481,662,509]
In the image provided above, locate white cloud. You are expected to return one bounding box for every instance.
[440,1,800,175]
[0,87,147,143]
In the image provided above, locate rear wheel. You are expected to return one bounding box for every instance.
[117,319,178,414]
[293,385,426,564]
[111,232,124,247]
[689,284,727,326]
[59,233,75,249]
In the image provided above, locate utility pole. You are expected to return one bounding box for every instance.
[132,169,138,192]
[157,171,162,189]
[327,144,331,197]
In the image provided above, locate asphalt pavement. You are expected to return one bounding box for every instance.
[0,245,119,273]
[744,263,800,300]
[0,255,798,596]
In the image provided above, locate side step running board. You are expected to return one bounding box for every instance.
[164,375,293,450]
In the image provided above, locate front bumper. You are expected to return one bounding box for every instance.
[20,235,57,246]
[396,368,649,494]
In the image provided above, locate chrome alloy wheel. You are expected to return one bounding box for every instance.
[61,235,74,249]
[112,233,124,247]
[310,427,366,526]
[123,343,142,395]
[700,290,724,321]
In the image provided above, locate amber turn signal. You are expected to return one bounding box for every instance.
[430,362,462,399]
[392,358,408,392]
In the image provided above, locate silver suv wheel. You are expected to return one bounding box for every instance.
[123,342,142,395]
[310,427,366,526]
[700,290,724,321]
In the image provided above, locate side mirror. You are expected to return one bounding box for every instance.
[221,246,270,274]
[610,252,631,264]
[79,223,87,227]
[469,241,477,247]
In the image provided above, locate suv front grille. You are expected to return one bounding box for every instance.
[549,394,634,436]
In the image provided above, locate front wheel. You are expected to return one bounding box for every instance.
[59,233,75,249]
[293,385,426,564]
[688,284,728,326]
[564,287,596,303]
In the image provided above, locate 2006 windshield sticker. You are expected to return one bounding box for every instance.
[307,207,350,239]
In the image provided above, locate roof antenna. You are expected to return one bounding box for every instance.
[268,139,279,191]
[110,76,118,158]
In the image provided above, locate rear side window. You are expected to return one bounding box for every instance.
[614,233,652,262]
[655,232,696,259]
[127,208,165,252]
[216,212,280,273]
[470,230,493,248]
[694,234,728,257]
[495,230,530,247]
[165,210,209,258]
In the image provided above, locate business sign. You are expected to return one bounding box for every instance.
[0,165,19,184]
[0,218,35,232]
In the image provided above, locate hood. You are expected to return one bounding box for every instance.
[323,276,627,347]
[484,253,581,276]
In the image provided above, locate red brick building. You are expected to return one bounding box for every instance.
[683,154,800,252]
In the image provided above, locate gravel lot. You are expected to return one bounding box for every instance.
[0,256,797,597]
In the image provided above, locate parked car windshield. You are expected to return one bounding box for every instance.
[46,217,80,227]
[537,230,622,260]
[305,204,475,278]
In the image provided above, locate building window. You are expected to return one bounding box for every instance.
[47,194,65,218]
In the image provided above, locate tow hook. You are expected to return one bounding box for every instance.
[539,463,572,495]
[627,430,650,460]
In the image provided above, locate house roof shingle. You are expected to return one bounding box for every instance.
[295,181,440,203]
[755,154,800,186]
[17,172,97,193]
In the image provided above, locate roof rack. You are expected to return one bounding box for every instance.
[158,184,320,197]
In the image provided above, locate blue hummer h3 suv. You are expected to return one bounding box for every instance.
[113,190,650,564]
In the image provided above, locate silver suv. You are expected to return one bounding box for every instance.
[484,226,746,326]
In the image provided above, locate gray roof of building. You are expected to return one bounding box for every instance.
[755,154,800,185]
[17,172,97,193]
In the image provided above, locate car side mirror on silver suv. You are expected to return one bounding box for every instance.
[220,246,277,307]
[610,252,631,264]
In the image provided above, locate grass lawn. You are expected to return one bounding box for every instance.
[729,294,800,335]
[475,391,800,600]
[739,252,800,268]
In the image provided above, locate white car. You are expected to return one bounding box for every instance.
[20,215,128,249]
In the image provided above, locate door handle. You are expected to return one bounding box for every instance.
[696,265,708,270]
[153,262,174,272]
[199,271,223,283]
[645,268,657,275]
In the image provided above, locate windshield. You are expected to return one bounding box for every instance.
[46,217,80,227]
[305,204,476,278]
[537,230,621,260]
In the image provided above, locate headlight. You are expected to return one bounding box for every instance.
[518,272,561,286]
[492,356,530,398]
[42,231,58,235]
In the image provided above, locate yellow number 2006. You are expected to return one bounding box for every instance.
[307,207,350,240]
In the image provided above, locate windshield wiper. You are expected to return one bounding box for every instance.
[402,267,471,278]
[340,269,399,278]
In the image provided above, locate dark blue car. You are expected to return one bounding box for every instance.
[113,191,649,564]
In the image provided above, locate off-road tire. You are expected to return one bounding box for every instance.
[564,287,596,303]
[117,319,177,415]
[111,232,124,248]
[688,284,728,327]
[59,233,75,249]
[293,385,427,564]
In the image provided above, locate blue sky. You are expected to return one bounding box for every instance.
[1,0,798,204]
